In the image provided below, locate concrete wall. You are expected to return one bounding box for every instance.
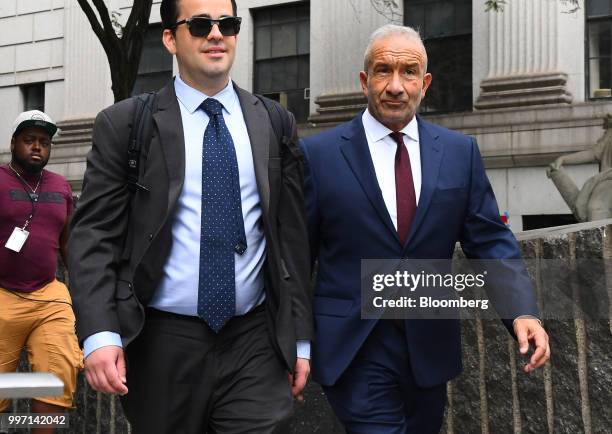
[0,0,165,151]
[0,87,22,152]
[487,165,597,232]
[0,0,65,150]
[557,2,585,103]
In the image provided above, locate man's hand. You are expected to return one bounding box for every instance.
[514,318,550,373]
[288,358,310,402]
[84,346,128,395]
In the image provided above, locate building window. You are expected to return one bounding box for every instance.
[22,83,45,112]
[253,2,310,123]
[587,0,612,98]
[404,0,472,113]
[132,24,173,95]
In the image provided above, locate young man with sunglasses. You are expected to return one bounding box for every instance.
[68,0,313,432]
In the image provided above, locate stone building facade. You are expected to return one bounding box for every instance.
[1,0,610,231]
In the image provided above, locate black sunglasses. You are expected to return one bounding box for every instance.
[172,16,242,37]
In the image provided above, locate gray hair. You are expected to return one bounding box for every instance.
[363,24,428,72]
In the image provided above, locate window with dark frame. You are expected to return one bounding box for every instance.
[253,2,310,124]
[403,0,472,113]
[587,0,612,99]
[21,83,45,112]
[131,24,173,96]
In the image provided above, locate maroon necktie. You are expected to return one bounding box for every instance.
[391,132,416,245]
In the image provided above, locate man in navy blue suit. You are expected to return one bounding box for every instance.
[301,24,550,433]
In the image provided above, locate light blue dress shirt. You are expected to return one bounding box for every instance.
[83,76,310,360]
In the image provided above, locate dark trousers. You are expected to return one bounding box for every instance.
[121,305,293,434]
[323,321,447,434]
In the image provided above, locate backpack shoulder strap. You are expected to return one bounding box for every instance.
[254,94,290,144]
[127,91,157,192]
[254,94,306,164]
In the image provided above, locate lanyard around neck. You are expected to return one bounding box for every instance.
[8,163,44,230]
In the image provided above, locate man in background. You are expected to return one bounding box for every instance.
[0,110,82,433]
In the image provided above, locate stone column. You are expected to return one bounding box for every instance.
[308,0,401,125]
[62,0,114,121]
[474,0,584,110]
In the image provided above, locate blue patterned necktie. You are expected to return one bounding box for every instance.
[198,97,247,333]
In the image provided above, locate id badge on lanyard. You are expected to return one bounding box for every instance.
[5,227,29,252]
[5,166,42,253]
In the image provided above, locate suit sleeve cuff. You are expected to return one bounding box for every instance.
[296,340,311,360]
[83,332,123,359]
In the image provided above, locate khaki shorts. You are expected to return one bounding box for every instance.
[0,279,83,411]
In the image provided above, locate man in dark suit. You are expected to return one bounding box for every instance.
[68,0,312,432]
[301,24,550,433]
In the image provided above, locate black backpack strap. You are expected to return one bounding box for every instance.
[254,94,304,162]
[255,94,288,145]
[127,91,157,193]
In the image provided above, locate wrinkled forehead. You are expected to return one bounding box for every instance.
[369,35,427,69]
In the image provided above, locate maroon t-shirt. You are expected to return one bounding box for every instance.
[0,165,73,292]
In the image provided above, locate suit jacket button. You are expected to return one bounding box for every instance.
[148,233,153,241]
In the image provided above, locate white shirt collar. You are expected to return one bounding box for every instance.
[362,108,420,144]
[174,74,237,115]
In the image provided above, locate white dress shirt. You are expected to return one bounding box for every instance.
[83,76,310,360]
[362,109,422,226]
[149,76,266,315]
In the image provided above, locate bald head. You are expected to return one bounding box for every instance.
[363,24,427,73]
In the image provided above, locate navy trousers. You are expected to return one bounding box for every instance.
[323,320,447,434]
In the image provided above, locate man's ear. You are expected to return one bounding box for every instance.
[359,71,369,98]
[10,137,15,152]
[162,28,177,55]
[421,72,433,98]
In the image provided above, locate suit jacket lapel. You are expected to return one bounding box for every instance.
[153,80,185,217]
[234,85,271,216]
[404,116,442,248]
[340,116,400,245]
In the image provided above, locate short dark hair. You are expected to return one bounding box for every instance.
[161,0,238,30]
